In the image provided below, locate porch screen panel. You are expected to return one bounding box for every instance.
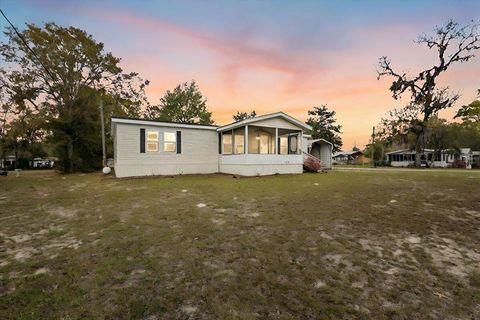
[259,133,270,154]
[248,126,275,154]
[279,137,288,155]
[222,132,232,154]
[234,127,245,154]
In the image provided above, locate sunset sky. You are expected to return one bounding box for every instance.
[2,0,479,149]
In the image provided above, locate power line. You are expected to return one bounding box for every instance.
[0,9,58,87]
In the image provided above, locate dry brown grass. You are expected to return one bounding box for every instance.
[0,169,479,319]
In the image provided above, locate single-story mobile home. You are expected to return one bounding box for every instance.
[112,112,332,178]
[386,148,478,168]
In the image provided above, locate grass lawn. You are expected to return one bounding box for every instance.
[1,170,479,319]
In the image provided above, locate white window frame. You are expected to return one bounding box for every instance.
[146,131,159,152]
[164,132,176,152]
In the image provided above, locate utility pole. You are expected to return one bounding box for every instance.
[371,126,375,167]
[99,100,106,167]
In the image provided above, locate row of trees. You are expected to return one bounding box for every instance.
[0,22,344,173]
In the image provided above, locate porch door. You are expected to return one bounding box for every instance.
[259,133,270,154]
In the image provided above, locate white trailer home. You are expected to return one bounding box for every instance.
[386,148,477,168]
[111,112,328,178]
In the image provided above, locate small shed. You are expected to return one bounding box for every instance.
[305,138,333,169]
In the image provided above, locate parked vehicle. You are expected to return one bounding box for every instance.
[0,168,7,176]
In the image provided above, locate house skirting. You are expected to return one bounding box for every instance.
[115,155,304,177]
[114,162,218,178]
[219,154,303,176]
[390,160,448,168]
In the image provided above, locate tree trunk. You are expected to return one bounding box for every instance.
[414,132,423,168]
[67,139,74,173]
[14,139,18,169]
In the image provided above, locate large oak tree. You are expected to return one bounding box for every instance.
[0,22,149,172]
[377,20,479,166]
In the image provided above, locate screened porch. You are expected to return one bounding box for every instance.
[220,125,303,156]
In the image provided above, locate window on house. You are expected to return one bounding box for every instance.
[146,131,159,152]
[164,132,176,152]
[234,128,244,154]
[222,132,232,154]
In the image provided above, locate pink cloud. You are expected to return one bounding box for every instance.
[72,5,326,86]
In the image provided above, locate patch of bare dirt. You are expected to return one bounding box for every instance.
[359,239,384,257]
[181,305,198,316]
[214,269,237,278]
[210,218,225,226]
[49,207,78,218]
[34,267,49,275]
[424,237,480,279]
[42,237,82,251]
[7,247,39,262]
[239,212,260,218]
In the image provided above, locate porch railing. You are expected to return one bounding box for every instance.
[303,152,325,172]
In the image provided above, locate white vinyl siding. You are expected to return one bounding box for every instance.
[113,113,310,177]
[246,117,301,130]
[319,143,332,169]
[114,123,218,177]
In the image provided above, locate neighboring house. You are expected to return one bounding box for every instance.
[386,148,478,168]
[31,157,56,168]
[1,156,57,169]
[112,112,326,178]
[332,150,370,165]
[473,151,480,168]
[0,155,16,169]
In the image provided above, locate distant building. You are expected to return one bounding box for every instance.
[332,150,371,165]
[0,156,56,169]
[386,148,479,168]
[31,157,56,168]
[0,155,16,169]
